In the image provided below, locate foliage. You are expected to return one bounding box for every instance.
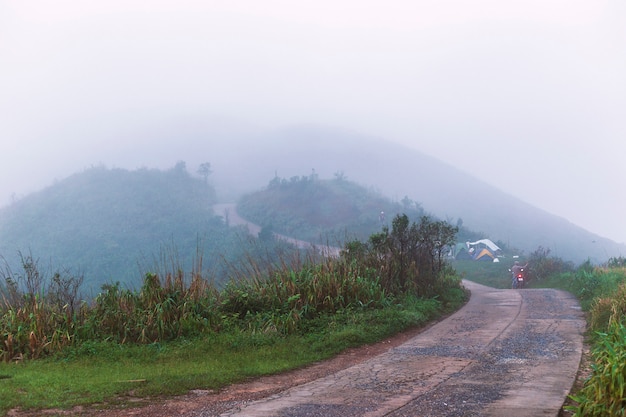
[221,258,391,334]
[0,253,88,361]
[608,256,626,269]
[526,246,575,282]
[1,218,463,361]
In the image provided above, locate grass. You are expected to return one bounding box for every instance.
[0,292,461,415]
[452,259,513,288]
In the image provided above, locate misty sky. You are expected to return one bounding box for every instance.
[1,1,625,243]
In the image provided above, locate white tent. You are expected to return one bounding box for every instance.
[466,239,501,252]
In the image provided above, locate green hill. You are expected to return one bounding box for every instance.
[238,174,439,244]
[0,164,260,293]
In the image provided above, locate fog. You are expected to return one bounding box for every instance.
[1,1,625,243]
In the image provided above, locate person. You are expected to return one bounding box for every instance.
[511,260,528,288]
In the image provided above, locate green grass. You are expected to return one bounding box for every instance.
[0,334,311,412]
[452,259,513,288]
[0,293,462,415]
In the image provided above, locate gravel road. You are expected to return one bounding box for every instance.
[13,280,584,417]
[209,280,585,417]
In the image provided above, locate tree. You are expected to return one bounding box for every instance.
[174,161,187,173]
[334,171,347,181]
[197,162,212,182]
[343,214,458,296]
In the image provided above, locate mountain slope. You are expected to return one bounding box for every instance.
[237,175,427,244]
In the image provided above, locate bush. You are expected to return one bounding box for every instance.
[341,214,458,297]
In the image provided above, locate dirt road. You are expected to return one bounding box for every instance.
[205,204,586,416]
[24,281,584,417]
[209,281,585,417]
[213,203,340,257]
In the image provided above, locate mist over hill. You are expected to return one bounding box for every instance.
[3,122,623,266]
[165,123,623,263]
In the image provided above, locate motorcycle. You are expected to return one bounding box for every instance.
[510,267,526,289]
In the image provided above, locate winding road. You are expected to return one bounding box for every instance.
[208,204,586,416]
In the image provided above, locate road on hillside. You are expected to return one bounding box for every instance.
[211,281,584,417]
[213,203,340,257]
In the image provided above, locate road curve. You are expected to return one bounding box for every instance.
[215,281,585,417]
[213,203,340,257]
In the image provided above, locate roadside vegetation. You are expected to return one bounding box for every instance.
[0,213,464,415]
[461,252,626,416]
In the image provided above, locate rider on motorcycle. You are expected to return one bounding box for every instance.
[511,261,528,288]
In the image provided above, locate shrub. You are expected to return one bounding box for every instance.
[341,214,458,297]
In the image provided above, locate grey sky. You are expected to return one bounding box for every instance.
[1,1,625,243]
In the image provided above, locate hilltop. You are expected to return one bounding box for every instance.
[237,174,425,244]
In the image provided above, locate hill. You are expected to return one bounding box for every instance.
[237,174,479,246]
[204,126,624,263]
[3,122,623,265]
[93,121,621,263]
[0,164,284,293]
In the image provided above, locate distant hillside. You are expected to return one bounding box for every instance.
[205,126,624,263]
[237,175,430,244]
[0,164,280,292]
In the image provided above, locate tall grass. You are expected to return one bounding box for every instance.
[0,240,465,414]
[1,241,462,362]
